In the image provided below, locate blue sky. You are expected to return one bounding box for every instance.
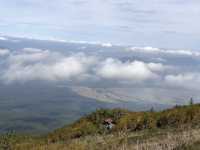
[0,0,200,49]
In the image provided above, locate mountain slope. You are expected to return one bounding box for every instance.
[1,104,200,150]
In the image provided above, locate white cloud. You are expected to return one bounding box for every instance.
[165,73,200,90]
[153,57,166,62]
[0,49,10,56]
[96,58,165,82]
[68,40,114,47]
[128,46,200,57]
[8,50,51,64]
[68,40,102,45]
[101,43,112,47]
[2,49,96,83]
[130,47,161,53]
[0,46,178,87]
[2,47,169,84]
[22,48,43,53]
[148,63,166,72]
[0,36,8,41]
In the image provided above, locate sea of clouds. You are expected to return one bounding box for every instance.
[0,40,200,92]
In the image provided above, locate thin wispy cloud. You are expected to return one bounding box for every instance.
[0,0,200,48]
[128,47,200,57]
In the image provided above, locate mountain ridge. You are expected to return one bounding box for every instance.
[1,103,200,150]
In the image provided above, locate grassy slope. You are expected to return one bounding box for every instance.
[1,104,200,150]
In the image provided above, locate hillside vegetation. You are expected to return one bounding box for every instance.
[1,103,200,150]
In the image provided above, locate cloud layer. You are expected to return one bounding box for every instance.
[1,49,95,82]
[129,47,200,57]
[0,49,10,56]
[0,47,169,84]
[97,58,163,82]
[0,41,200,93]
[165,73,200,90]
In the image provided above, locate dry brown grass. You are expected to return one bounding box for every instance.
[13,128,200,150]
